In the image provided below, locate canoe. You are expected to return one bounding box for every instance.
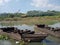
[22,34,48,42]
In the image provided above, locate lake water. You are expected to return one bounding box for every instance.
[0,24,60,45]
[28,36,60,45]
[0,40,11,45]
[0,40,16,45]
[0,36,60,45]
[43,36,60,45]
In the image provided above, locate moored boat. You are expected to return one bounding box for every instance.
[22,34,48,42]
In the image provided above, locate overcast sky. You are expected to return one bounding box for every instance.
[0,0,60,13]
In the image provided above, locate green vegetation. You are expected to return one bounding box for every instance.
[0,34,25,45]
[19,40,26,45]
[0,16,60,25]
[0,10,60,18]
[0,34,9,40]
[0,10,60,25]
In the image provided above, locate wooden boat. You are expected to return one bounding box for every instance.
[23,29,35,34]
[18,30,35,34]
[36,24,45,28]
[0,27,15,33]
[36,24,60,32]
[44,26,60,32]
[37,26,60,38]
[22,34,48,42]
[50,28,60,32]
[0,27,35,34]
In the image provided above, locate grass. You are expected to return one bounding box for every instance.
[0,16,60,26]
[0,34,9,40]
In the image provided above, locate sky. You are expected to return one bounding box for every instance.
[0,0,60,13]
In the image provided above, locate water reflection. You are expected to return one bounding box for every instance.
[28,42,42,45]
[0,40,12,45]
[29,38,60,45]
[43,39,60,45]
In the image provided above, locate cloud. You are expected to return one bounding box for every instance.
[0,0,11,6]
[0,0,19,6]
[30,0,60,10]
[31,0,48,7]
